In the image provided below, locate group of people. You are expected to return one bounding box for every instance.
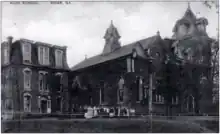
[83,106,136,119]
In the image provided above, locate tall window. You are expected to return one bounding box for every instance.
[127,58,131,72]
[172,96,179,105]
[136,77,144,101]
[39,71,49,92]
[55,73,62,92]
[118,77,125,103]
[47,99,51,113]
[38,46,50,65]
[23,68,32,90]
[126,57,135,73]
[22,42,32,64]
[24,93,31,112]
[44,47,49,65]
[3,47,9,64]
[56,96,62,112]
[137,77,143,101]
[131,58,135,72]
[99,81,105,104]
[55,49,63,67]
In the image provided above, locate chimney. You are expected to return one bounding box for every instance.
[7,36,13,45]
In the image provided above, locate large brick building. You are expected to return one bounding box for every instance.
[1,4,218,118]
[69,5,218,115]
[1,37,70,119]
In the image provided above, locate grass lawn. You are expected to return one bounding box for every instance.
[2,118,218,133]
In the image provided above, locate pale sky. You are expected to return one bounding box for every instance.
[2,1,218,67]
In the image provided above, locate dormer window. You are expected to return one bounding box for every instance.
[38,46,50,65]
[3,46,9,64]
[22,42,32,64]
[55,49,63,67]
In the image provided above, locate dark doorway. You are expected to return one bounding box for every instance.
[41,100,47,113]
[188,96,194,113]
[56,97,61,112]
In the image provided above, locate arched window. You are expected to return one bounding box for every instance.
[23,93,31,112]
[39,71,49,92]
[23,68,32,90]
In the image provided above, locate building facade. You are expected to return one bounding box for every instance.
[69,5,218,115]
[1,37,70,119]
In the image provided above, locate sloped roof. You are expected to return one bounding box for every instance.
[172,4,197,33]
[71,35,160,71]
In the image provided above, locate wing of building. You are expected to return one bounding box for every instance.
[1,37,70,119]
[69,4,218,115]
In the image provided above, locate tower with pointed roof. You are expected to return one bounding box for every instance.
[172,2,209,40]
[103,20,121,54]
[170,2,215,115]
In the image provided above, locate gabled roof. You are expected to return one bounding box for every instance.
[71,35,161,71]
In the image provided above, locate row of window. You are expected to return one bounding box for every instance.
[99,77,148,104]
[23,43,64,67]
[23,68,63,92]
[24,94,52,113]
[98,76,179,105]
[2,42,64,67]
[3,94,62,113]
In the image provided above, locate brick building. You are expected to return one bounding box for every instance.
[1,37,70,119]
[69,5,218,115]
